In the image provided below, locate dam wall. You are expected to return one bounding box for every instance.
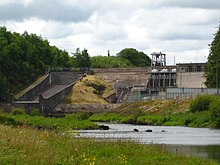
[176,72,206,88]
[93,67,151,87]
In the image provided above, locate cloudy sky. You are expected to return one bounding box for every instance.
[0,0,219,64]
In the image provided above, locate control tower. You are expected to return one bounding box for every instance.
[151,52,166,67]
[147,52,176,93]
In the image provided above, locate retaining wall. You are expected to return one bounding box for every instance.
[16,74,50,101]
[54,103,121,114]
[93,67,151,87]
[39,75,83,115]
[176,72,206,88]
[50,72,83,85]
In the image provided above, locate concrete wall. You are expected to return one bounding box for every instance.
[39,75,83,115]
[15,72,84,115]
[50,72,83,85]
[93,67,151,87]
[54,103,120,114]
[176,72,206,88]
[142,88,218,100]
[17,74,50,101]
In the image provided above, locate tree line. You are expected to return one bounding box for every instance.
[0,27,151,102]
[205,24,220,88]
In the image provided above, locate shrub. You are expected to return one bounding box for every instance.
[31,108,41,116]
[66,112,93,120]
[0,108,3,113]
[11,108,25,115]
[209,97,220,128]
[89,113,123,122]
[189,95,213,113]
[0,114,21,126]
[84,82,106,94]
[121,115,137,124]
[137,115,166,125]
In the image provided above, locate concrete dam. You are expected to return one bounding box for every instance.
[13,53,210,115]
[14,71,84,115]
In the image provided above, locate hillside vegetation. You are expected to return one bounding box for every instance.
[64,75,116,104]
[0,27,74,102]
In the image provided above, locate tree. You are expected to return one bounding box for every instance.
[91,56,132,68]
[0,26,73,102]
[74,48,91,67]
[116,48,151,67]
[205,25,220,87]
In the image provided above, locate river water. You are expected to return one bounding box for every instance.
[78,123,220,163]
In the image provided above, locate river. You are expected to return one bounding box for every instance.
[78,123,220,163]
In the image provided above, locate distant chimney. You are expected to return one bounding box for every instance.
[108,50,110,57]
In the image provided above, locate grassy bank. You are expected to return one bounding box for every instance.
[89,110,212,127]
[89,98,219,128]
[0,125,217,165]
[1,95,219,129]
[0,108,98,130]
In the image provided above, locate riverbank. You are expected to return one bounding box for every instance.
[89,99,215,128]
[0,124,218,165]
[0,100,220,164]
[0,108,99,130]
[0,98,218,130]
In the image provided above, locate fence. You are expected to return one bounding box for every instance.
[142,88,219,100]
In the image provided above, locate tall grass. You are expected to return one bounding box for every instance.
[0,109,98,130]
[0,125,217,165]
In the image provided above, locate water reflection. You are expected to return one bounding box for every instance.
[161,145,220,163]
[79,123,220,163]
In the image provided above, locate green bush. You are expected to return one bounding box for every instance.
[31,108,41,116]
[89,113,123,122]
[189,95,213,113]
[137,115,166,125]
[66,112,93,120]
[0,108,3,113]
[121,115,137,124]
[209,97,220,128]
[11,108,25,115]
[0,114,21,126]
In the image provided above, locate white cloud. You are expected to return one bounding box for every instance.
[0,0,15,6]
[0,0,219,64]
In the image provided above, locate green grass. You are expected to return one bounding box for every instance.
[89,113,123,123]
[0,110,98,130]
[0,125,217,165]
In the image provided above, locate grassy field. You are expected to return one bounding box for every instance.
[64,75,115,104]
[0,125,218,165]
